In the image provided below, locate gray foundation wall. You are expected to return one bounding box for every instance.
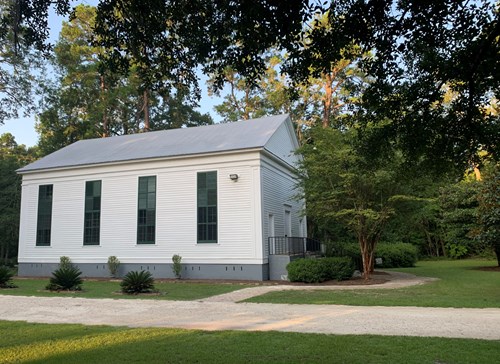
[268,254,303,280]
[18,262,270,281]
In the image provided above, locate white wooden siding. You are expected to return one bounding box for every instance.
[260,155,306,258]
[264,120,299,167]
[18,151,264,265]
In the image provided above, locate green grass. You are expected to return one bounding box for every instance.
[246,259,500,308]
[0,278,249,301]
[1,321,498,364]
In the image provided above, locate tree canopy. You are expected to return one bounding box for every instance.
[95,0,499,167]
[3,2,498,167]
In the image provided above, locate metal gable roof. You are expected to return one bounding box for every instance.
[18,114,291,173]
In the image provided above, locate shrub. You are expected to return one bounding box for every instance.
[172,254,182,279]
[120,270,155,294]
[107,256,121,277]
[59,256,73,270]
[446,243,468,259]
[375,243,418,268]
[322,257,356,281]
[287,258,327,283]
[331,242,418,269]
[287,257,355,283]
[326,241,363,270]
[0,266,17,288]
[46,266,83,291]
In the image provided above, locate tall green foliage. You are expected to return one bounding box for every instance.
[37,5,213,156]
[0,133,35,265]
[438,181,482,258]
[0,1,50,124]
[210,43,366,138]
[384,195,446,257]
[477,163,500,266]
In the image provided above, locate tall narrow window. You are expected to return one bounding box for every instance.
[284,209,292,237]
[268,213,275,238]
[137,176,156,244]
[36,184,53,246]
[84,180,101,245]
[197,171,217,243]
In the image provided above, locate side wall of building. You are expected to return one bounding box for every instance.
[260,154,307,259]
[18,151,268,280]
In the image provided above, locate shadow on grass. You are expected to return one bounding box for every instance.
[1,321,500,364]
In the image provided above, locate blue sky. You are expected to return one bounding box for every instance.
[0,2,225,147]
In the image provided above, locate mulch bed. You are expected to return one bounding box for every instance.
[475,266,500,272]
[38,289,84,294]
[112,291,164,296]
[17,271,392,287]
[151,271,391,286]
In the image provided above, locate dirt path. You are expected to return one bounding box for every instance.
[1,271,499,340]
[203,270,438,302]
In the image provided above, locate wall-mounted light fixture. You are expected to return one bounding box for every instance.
[229,174,239,181]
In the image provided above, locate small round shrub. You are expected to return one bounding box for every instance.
[107,256,121,277]
[120,270,155,294]
[376,243,418,268]
[322,257,356,281]
[46,266,83,291]
[0,266,17,288]
[287,257,355,283]
[59,256,74,270]
[172,254,182,279]
[287,259,327,283]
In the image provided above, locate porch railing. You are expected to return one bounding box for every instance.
[268,236,322,256]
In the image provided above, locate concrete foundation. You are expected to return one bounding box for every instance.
[18,262,270,281]
[268,254,303,280]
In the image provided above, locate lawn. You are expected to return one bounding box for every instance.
[1,321,498,364]
[245,259,500,308]
[0,278,249,301]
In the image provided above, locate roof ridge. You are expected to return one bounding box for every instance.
[18,114,291,173]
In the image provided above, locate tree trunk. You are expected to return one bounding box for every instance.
[100,75,109,137]
[472,163,481,181]
[440,238,447,258]
[0,242,4,265]
[4,243,9,265]
[143,90,150,131]
[322,73,333,128]
[495,243,500,267]
[359,237,375,280]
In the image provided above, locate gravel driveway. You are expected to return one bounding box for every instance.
[1,271,499,341]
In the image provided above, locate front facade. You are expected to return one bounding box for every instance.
[17,115,306,280]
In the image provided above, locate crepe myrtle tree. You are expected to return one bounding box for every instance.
[297,126,402,279]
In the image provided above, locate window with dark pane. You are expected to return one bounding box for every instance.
[197,171,217,243]
[84,180,101,245]
[137,176,156,244]
[36,184,53,246]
